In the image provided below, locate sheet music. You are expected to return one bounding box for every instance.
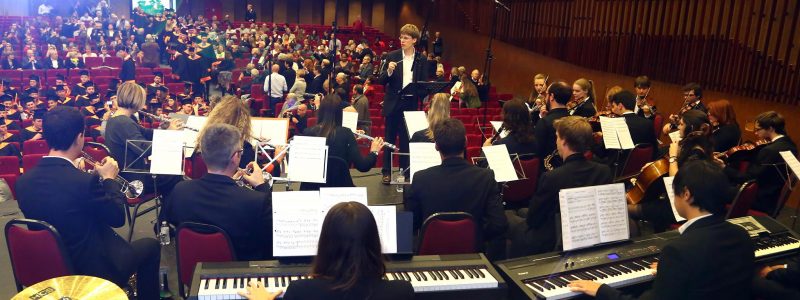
[490,121,508,138]
[404,111,429,139]
[482,145,519,182]
[149,130,185,175]
[251,118,290,145]
[319,187,368,208]
[727,216,770,237]
[369,206,398,253]
[559,183,630,251]
[599,117,634,149]
[183,116,207,157]
[662,176,686,222]
[291,135,328,146]
[287,138,328,183]
[668,130,682,144]
[409,142,441,183]
[272,191,326,257]
[342,111,359,133]
[780,151,800,178]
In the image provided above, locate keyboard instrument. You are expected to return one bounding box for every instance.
[497,216,800,299]
[188,253,506,300]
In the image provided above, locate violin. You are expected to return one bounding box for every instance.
[626,155,670,205]
[715,140,771,161]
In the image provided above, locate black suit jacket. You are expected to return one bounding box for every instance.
[378,49,428,116]
[119,57,136,82]
[308,74,325,95]
[44,58,64,70]
[712,123,741,153]
[725,136,798,214]
[164,173,273,260]
[21,59,42,70]
[405,157,508,242]
[621,113,657,147]
[597,216,754,300]
[284,278,414,300]
[534,107,570,158]
[16,157,137,285]
[2,58,18,69]
[570,99,597,118]
[510,153,612,257]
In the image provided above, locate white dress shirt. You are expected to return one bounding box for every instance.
[677,213,712,234]
[263,73,287,98]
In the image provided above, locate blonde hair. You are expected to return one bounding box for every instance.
[400,24,421,40]
[533,73,547,83]
[425,93,451,140]
[116,81,146,109]
[573,78,596,102]
[603,85,624,111]
[197,95,252,148]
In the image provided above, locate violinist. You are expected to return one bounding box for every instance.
[630,110,718,232]
[721,111,797,215]
[528,74,548,123]
[707,99,741,153]
[593,90,657,165]
[662,83,707,135]
[482,99,537,157]
[569,78,597,118]
[633,76,656,119]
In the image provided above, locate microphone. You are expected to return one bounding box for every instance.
[494,0,511,11]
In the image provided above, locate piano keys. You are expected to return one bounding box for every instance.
[188,253,506,300]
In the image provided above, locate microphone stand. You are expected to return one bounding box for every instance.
[481,0,510,131]
[328,0,341,95]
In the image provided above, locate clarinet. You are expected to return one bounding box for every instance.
[138,110,199,132]
[353,132,399,150]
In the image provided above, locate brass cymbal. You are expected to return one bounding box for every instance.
[13,275,127,300]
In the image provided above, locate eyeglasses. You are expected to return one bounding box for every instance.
[683,93,696,98]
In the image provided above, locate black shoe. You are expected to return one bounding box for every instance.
[381,175,391,185]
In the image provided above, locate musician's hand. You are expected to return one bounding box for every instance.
[712,156,726,168]
[387,61,397,73]
[662,124,673,135]
[650,262,659,275]
[243,161,265,187]
[568,280,602,297]
[273,145,287,164]
[355,129,366,137]
[483,137,493,147]
[237,280,282,300]
[759,265,786,278]
[168,119,184,130]
[370,137,384,153]
[95,157,120,180]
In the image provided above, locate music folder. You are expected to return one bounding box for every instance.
[399,81,451,98]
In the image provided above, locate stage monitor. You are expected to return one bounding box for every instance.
[132,0,177,15]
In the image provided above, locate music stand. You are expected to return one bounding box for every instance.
[400,81,451,99]
[470,153,526,182]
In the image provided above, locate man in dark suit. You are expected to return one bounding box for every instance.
[21,50,42,70]
[723,111,798,214]
[534,81,571,161]
[164,123,275,260]
[2,53,19,69]
[245,4,257,22]
[405,119,508,249]
[307,67,326,95]
[509,116,613,257]
[593,90,657,168]
[569,160,754,300]
[378,24,428,184]
[16,107,160,299]
[117,46,136,83]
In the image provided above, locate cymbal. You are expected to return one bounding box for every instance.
[13,275,127,300]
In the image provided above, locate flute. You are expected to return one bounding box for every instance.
[354,132,398,150]
[138,110,199,132]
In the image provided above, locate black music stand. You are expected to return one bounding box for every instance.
[400,81,451,106]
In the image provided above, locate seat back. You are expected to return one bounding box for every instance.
[503,156,540,205]
[22,154,45,171]
[726,180,758,219]
[176,222,236,297]
[652,113,664,139]
[417,212,477,255]
[189,153,208,179]
[5,219,73,291]
[0,155,20,175]
[618,144,655,179]
[22,139,49,155]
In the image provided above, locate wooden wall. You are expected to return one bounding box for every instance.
[419,0,800,106]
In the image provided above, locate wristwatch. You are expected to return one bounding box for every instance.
[370,151,379,156]
[669,156,677,163]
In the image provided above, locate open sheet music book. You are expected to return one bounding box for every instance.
[404,111,429,139]
[779,151,800,178]
[599,117,635,149]
[559,183,630,251]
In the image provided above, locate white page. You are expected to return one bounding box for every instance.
[368,206,398,254]
[342,111,359,133]
[663,176,686,222]
[251,118,290,145]
[286,143,328,183]
[780,151,800,179]
[319,187,368,208]
[608,117,635,149]
[403,111,429,139]
[490,121,508,138]
[272,191,325,257]
[668,130,682,144]
[409,142,441,183]
[290,135,328,147]
[482,144,519,182]
[559,186,600,251]
[183,116,207,157]
[149,130,185,175]
[594,183,630,242]
[599,116,621,149]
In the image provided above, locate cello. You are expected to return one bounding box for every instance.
[625,156,670,205]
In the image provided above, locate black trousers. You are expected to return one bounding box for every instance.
[382,112,410,175]
[120,238,161,299]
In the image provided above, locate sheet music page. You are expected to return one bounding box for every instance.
[149,130,185,175]
[342,111,359,133]
[559,186,601,251]
[482,144,519,182]
[403,111,429,139]
[780,151,800,178]
[662,176,686,222]
[668,130,682,144]
[251,118,290,145]
[608,117,635,149]
[368,206,398,253]
[319,187,368,208]
[287,138,328,183]
[599,116,621,149]
[594,183,630,242]
[272,191,325,257]
[727,216,770,237]
[409,142,441,183]
[183,116,207,157]
[290,135,328,146]
[490,121,508,138]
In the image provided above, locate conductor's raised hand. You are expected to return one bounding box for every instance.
[95,157,120,180]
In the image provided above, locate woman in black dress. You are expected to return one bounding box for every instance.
[707,99,741,153]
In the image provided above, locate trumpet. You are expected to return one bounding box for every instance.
[138,110,199,132]
[354,132,398,150]
[235,144,291,188]
[80,151,145,199]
